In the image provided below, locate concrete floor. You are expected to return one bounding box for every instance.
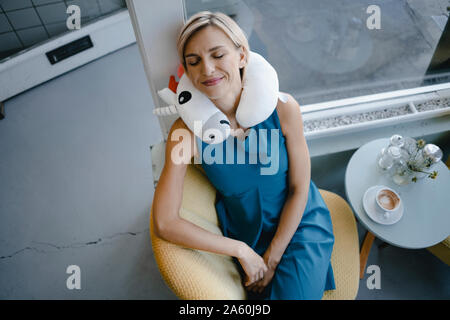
[0,43,449,299]
[0,44,174,299]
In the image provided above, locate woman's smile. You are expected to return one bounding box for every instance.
[202,76,224,86]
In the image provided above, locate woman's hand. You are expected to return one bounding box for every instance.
[247,246,280,294]
[236,243,268,287]
[246,267,275,294]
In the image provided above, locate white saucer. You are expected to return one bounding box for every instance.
[363,185,404,225]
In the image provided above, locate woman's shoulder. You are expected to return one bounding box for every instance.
[168,117,197,141]
[276,92,300,113]
[170,116,191,132]
[275,92,302,136]
[167,117,199,160]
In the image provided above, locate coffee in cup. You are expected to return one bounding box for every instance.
[376,188,401,218]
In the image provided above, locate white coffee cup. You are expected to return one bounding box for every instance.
[375,187,401,219]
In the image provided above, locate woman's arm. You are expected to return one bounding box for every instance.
[152,118,267,285]
[264,94,311,269]
[153,118,242,256]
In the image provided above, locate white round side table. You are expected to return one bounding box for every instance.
[345,138,450,278]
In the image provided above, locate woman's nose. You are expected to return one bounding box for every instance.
[201,59,215,75]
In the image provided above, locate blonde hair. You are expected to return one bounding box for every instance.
[177,11,250,77]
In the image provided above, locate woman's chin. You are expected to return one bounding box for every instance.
[201,87,223,100]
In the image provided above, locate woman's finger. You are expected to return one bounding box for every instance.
[246,274,258,286]
[250,282,260,293]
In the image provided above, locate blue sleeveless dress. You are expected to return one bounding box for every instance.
[194,108,336,300]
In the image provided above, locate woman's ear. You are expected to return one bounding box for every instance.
[238,46,247,69]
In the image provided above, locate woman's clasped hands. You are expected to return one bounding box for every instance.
[237,242,277,294]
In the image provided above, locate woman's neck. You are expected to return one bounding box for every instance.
[212,85,249,140]
[211,84,243,123]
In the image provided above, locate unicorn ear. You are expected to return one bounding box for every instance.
[157,88,176,105]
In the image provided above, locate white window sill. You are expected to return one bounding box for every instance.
[300,83,450,156]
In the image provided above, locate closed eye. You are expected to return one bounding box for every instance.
[187,54,225,66]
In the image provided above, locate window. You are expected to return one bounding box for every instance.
[184,0,450,105]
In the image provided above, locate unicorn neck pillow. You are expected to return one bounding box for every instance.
[154,51,287,144]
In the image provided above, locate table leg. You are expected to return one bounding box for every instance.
[378,241,390,249]
[360,231,375,279]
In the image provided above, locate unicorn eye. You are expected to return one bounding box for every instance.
[178,91,192,105]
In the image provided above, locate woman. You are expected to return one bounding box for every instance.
[152,11,335,300]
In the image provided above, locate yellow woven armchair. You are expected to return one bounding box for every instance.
[426,157,450,266]
[150,164,360,299]
[427,237,450,266]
